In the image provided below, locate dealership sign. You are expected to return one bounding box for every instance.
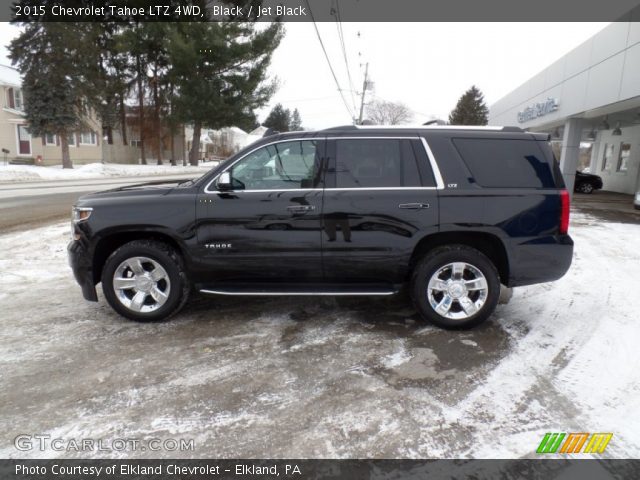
[517,98,559,123]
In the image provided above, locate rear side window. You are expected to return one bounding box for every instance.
[334,139,422,188]
[452,138,555,188]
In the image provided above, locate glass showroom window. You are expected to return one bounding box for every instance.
[601,143,614,172]
[617,143,630,172]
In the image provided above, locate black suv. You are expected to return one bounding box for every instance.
[68,126,573,329]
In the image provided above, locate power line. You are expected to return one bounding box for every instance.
[332,1,357,115]
[305,0,355,121]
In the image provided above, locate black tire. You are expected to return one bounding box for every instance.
[411,245,500,329]
[101,240,189,322]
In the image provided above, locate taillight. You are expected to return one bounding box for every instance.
[559,189,570,235]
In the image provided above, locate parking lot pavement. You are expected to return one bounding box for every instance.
[1,213,639,459]
[572,190,640,223]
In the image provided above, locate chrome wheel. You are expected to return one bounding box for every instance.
[112,256,171,313]
[427,262,488,320]
[579,182,593,193]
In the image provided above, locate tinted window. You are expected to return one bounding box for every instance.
[335,139,422,188]
[230,140,320,190]
[452,138,555,188]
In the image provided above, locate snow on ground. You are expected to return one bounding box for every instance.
[0,211,639,459]
[0,162,215,182]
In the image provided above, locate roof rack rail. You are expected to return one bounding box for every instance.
[321,125,359,132]
[501,126,524,132]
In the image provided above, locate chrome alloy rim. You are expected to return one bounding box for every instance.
[112,256,170,313]
[427,262,488,320]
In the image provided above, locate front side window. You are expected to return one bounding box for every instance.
[334,139,422,188]
[228,140,320,190]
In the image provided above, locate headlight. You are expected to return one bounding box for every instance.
[72,206,93,223]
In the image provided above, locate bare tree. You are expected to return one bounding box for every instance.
[365,99,413,125]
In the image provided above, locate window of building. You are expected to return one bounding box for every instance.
[13,89,23,110]
[6,87,23,110]
[334,139,422,188]
[68,134,76,147]
[617,143,630,172]
[17,125,31,155]
[80,131,97,145]
[601,143,613,172]
[45,133,57,146]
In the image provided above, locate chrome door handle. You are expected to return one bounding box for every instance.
[398,203,430,209]
[287,205,315,212]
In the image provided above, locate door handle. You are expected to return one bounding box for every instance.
[287,205,315,213]
[398,203,430,209]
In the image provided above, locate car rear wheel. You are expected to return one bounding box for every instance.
[101,240,189,322]
[411,245,500,329]
[578,182,594,194]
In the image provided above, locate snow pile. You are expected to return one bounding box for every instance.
[0,162,215,182]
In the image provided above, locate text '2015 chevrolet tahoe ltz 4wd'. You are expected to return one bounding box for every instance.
[68,125,573,329]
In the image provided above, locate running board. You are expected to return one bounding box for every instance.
[199,285,398,297]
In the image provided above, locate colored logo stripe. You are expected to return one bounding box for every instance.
[559,433,589,453]
[537,432,613,454]
[537,433,566,453]
[584,433,613,454]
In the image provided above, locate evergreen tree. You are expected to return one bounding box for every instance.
[290,108,303,131]
[169,20,283,165]
[263,104,291,132]
[9,23,90,168]
[236,111,260,133]
[448,85,489,125]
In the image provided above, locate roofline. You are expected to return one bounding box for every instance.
[321,124,524,132]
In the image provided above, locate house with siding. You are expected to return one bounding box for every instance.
[0,64,103,166]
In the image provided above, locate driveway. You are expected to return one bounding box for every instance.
[0,208,639,459]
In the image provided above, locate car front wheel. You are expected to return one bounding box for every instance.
[411,245,500,329]
[101,240,189,322]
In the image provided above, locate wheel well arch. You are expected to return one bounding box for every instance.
[92,231,185,285]
[409,231,510,284]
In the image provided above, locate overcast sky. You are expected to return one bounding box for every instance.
[0,22,609,130]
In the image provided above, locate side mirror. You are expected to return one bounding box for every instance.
[217,171,232,190]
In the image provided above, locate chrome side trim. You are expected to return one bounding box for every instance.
[203,136,426,194]
[420,137,445,190]
[354,124,504,130]
[211,188,323,194]
[325,187,437,191]
[206,187,437,193]
[200,289,397,297]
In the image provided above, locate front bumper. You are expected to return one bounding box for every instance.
[67,240,98,301]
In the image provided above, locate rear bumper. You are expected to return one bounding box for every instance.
[67,240,98,302]
[507,234,574,287]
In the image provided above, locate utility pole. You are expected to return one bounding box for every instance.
[357,62,369,125]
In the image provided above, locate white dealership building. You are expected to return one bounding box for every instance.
[489,14,640,196]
